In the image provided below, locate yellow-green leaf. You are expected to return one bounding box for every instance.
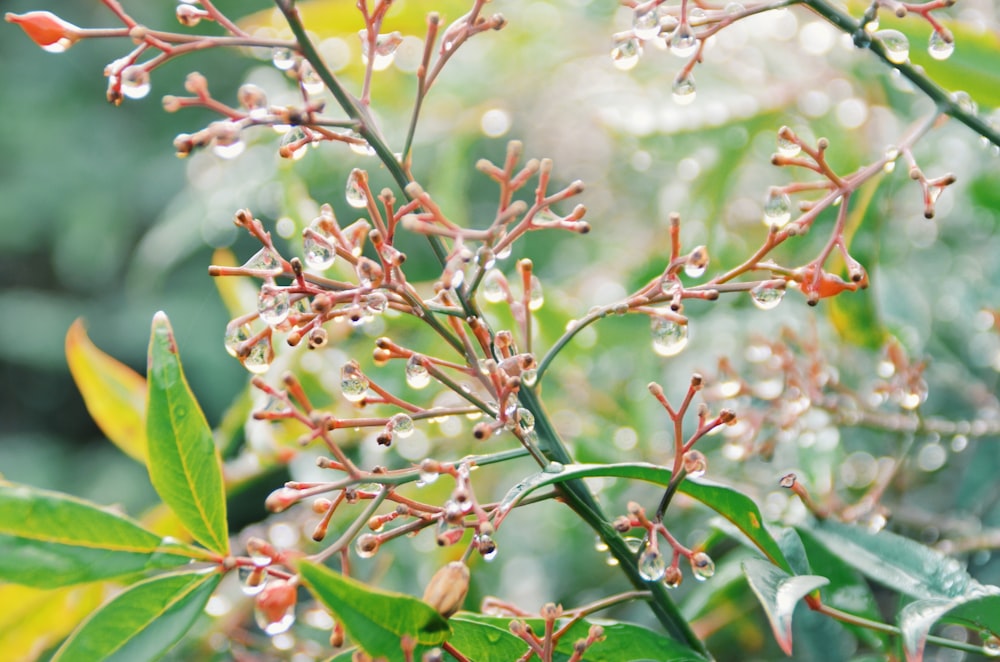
[65,319,147,464]
[0,584,105,662]
[146,312,230,556]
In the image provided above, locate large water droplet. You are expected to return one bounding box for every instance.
[670,23,698,58]
[272,47,296,70]
[877,30,909,64]
[224,322,251,358]
[405,355,431,389]
[239,566,268,596]
[240,335,273,374]
[516,407,535,434]
[928,31,954,60]
[391,413,415,438]
[750,284,785,310]
[611,37,641,71]
[690,552,715,581]
[777,133,800,158]
[354,533,380,558]
[528,276,544,311]
[345,169,367,208]
[482,270,506,303]
[671,74,696,105]
[120,66,151,100]
[651,317,688,357]
[242,247,284,276]
[633,9,661,40]
[258,287,291,327]
[521,368,538,387]
[303,231,335,271]
[983,634,1000,657]
[638,548,667,582]
[365,292,388,313]
[254,599,295,635]
[952,91,977,115]
[340,368,369,402]
[763,189,793,228]
[280,127,308,161]
[477,534,499,561]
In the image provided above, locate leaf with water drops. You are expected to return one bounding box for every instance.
[742,558,829,656]
[297,559,450,660]
[50,570,221,662]
[146,312,229,555]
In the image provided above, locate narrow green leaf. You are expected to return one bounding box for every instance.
[805,519,971,600]
[898,598,957,662]
[146,312,229,555]
[297,560,450,660]
[0,482,195,588]
[742,558,829,655]
[449,618,528,661]
[495,462,790,572]
[65,318,148,464]
[52,570,221,662]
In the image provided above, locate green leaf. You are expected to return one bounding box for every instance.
[0,482,196,588]
[51,570,221,662]
[146,312,229,555]
[0,583,105,661]
[742,558,829,656]
[449,617,528,661]
[297,560,450,660]
[65,318,148,464]
[942,592,1000,633]
[456,613,707,661]
[495,462,790,572]
[804,519,971,600]
[898,598,957,662]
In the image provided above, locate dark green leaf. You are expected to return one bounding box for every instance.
[146,312,229,555]
[449,617,528,661]
[0,482,195,588]
[495,463,790,572]
[51,570,221,662]
[297,560,450,661]
[804,519,971,600]
[942,592,1000,633]
[742,558,828,655]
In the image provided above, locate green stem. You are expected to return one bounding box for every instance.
[802,0,1000,148]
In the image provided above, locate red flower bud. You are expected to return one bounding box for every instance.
[5,12,80,53]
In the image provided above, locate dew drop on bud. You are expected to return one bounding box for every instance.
[671,74,696,105]
[883,145,899,173]
[521,368,538,387]
[242,247,284,276]
[391,413,415,438]
[272,47,296,70]
[952,91,977,115]
[670,23,698,58]
[690,552,715,581]
[211,121,245,159]
[762,189,793,228]
[239,566,268,596]
[258,287,291,327]
[241,336,274,374]
[516,407,535,434]
[633,9,661,40]
[254,580,297,635]
[651,317,688,357]
[280,127,308,161]
[418,464,439,486]
[750,284,784,311]
[982,633,1000,657]
[663,565,683,588]
[348,131,376,156]
[298,61,324,96]
[476,246,496,270]
[528,276,544,310]
[482,269,506,303]
[928,31,954,61]
[120,66,151,100]
[365,292,388,313]
[405,355,431,389]
[876,30,909,65]
[611,37,641,71]
[638,548,667,582]
[340,367,369,403]
[345,169,367,208]
[477,534,499,561]
[777,133,800,158]
[303,231,335,271]
[684,246,709,278]
[354,533,380,558]
[224,322,251,358]
[683,449,707,478]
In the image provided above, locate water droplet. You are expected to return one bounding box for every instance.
[272,47,296,70]
[280,126,308,160]
[354,533,380,558]
[528,276,544,310]
[340,369,369,403]
[477,534,499,561]
[347,130,376,157]
[391,413,415,438]
[482,269,506,303]
[683,450,707,478]
[623,536,643,553]
[651,317,688,357]
[476,246,496,270]
[690,552,715,580]
[241,335,273,374]
[671,74,696,105]
[777,134,800,158]
[750,284,784,310]
[594,536,609,553]
[684,251,708,278]
[983,634,1000,656]
[663,566,683,588]
[658,11,679,34]
[543,461,565,474]
[345,169,367,208]
[516,407,535,434]
[302,234,335,273]
[883,145,899,172]
[224,322,251,358]
[239,566,268,596]
[670,23,698,58]
[763,189,793,228]
[255,603,295,636]
[877,30,909,64]
[611,37,641,70]
[405,355,431,389]
[258,287,291,327]
[952,91,977,115]
[212,128,245,159]
[638,548,667,581]
[365,292,388,313]
[633,9,661,40]
[605,555,620,566]
[928,31,954,60]
[242,247,283,276]
[899,380,928,410]
[521,368,538,387]
[418,468,439,486]
[120,66,151,100]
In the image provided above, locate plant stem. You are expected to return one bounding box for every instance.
[803,0,1000,148]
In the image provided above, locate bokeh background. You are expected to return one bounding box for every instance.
[3,0,1000,659]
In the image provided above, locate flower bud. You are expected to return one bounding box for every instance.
[5,11,80,52]
[255,578,297,630]
[422,561,470,618]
